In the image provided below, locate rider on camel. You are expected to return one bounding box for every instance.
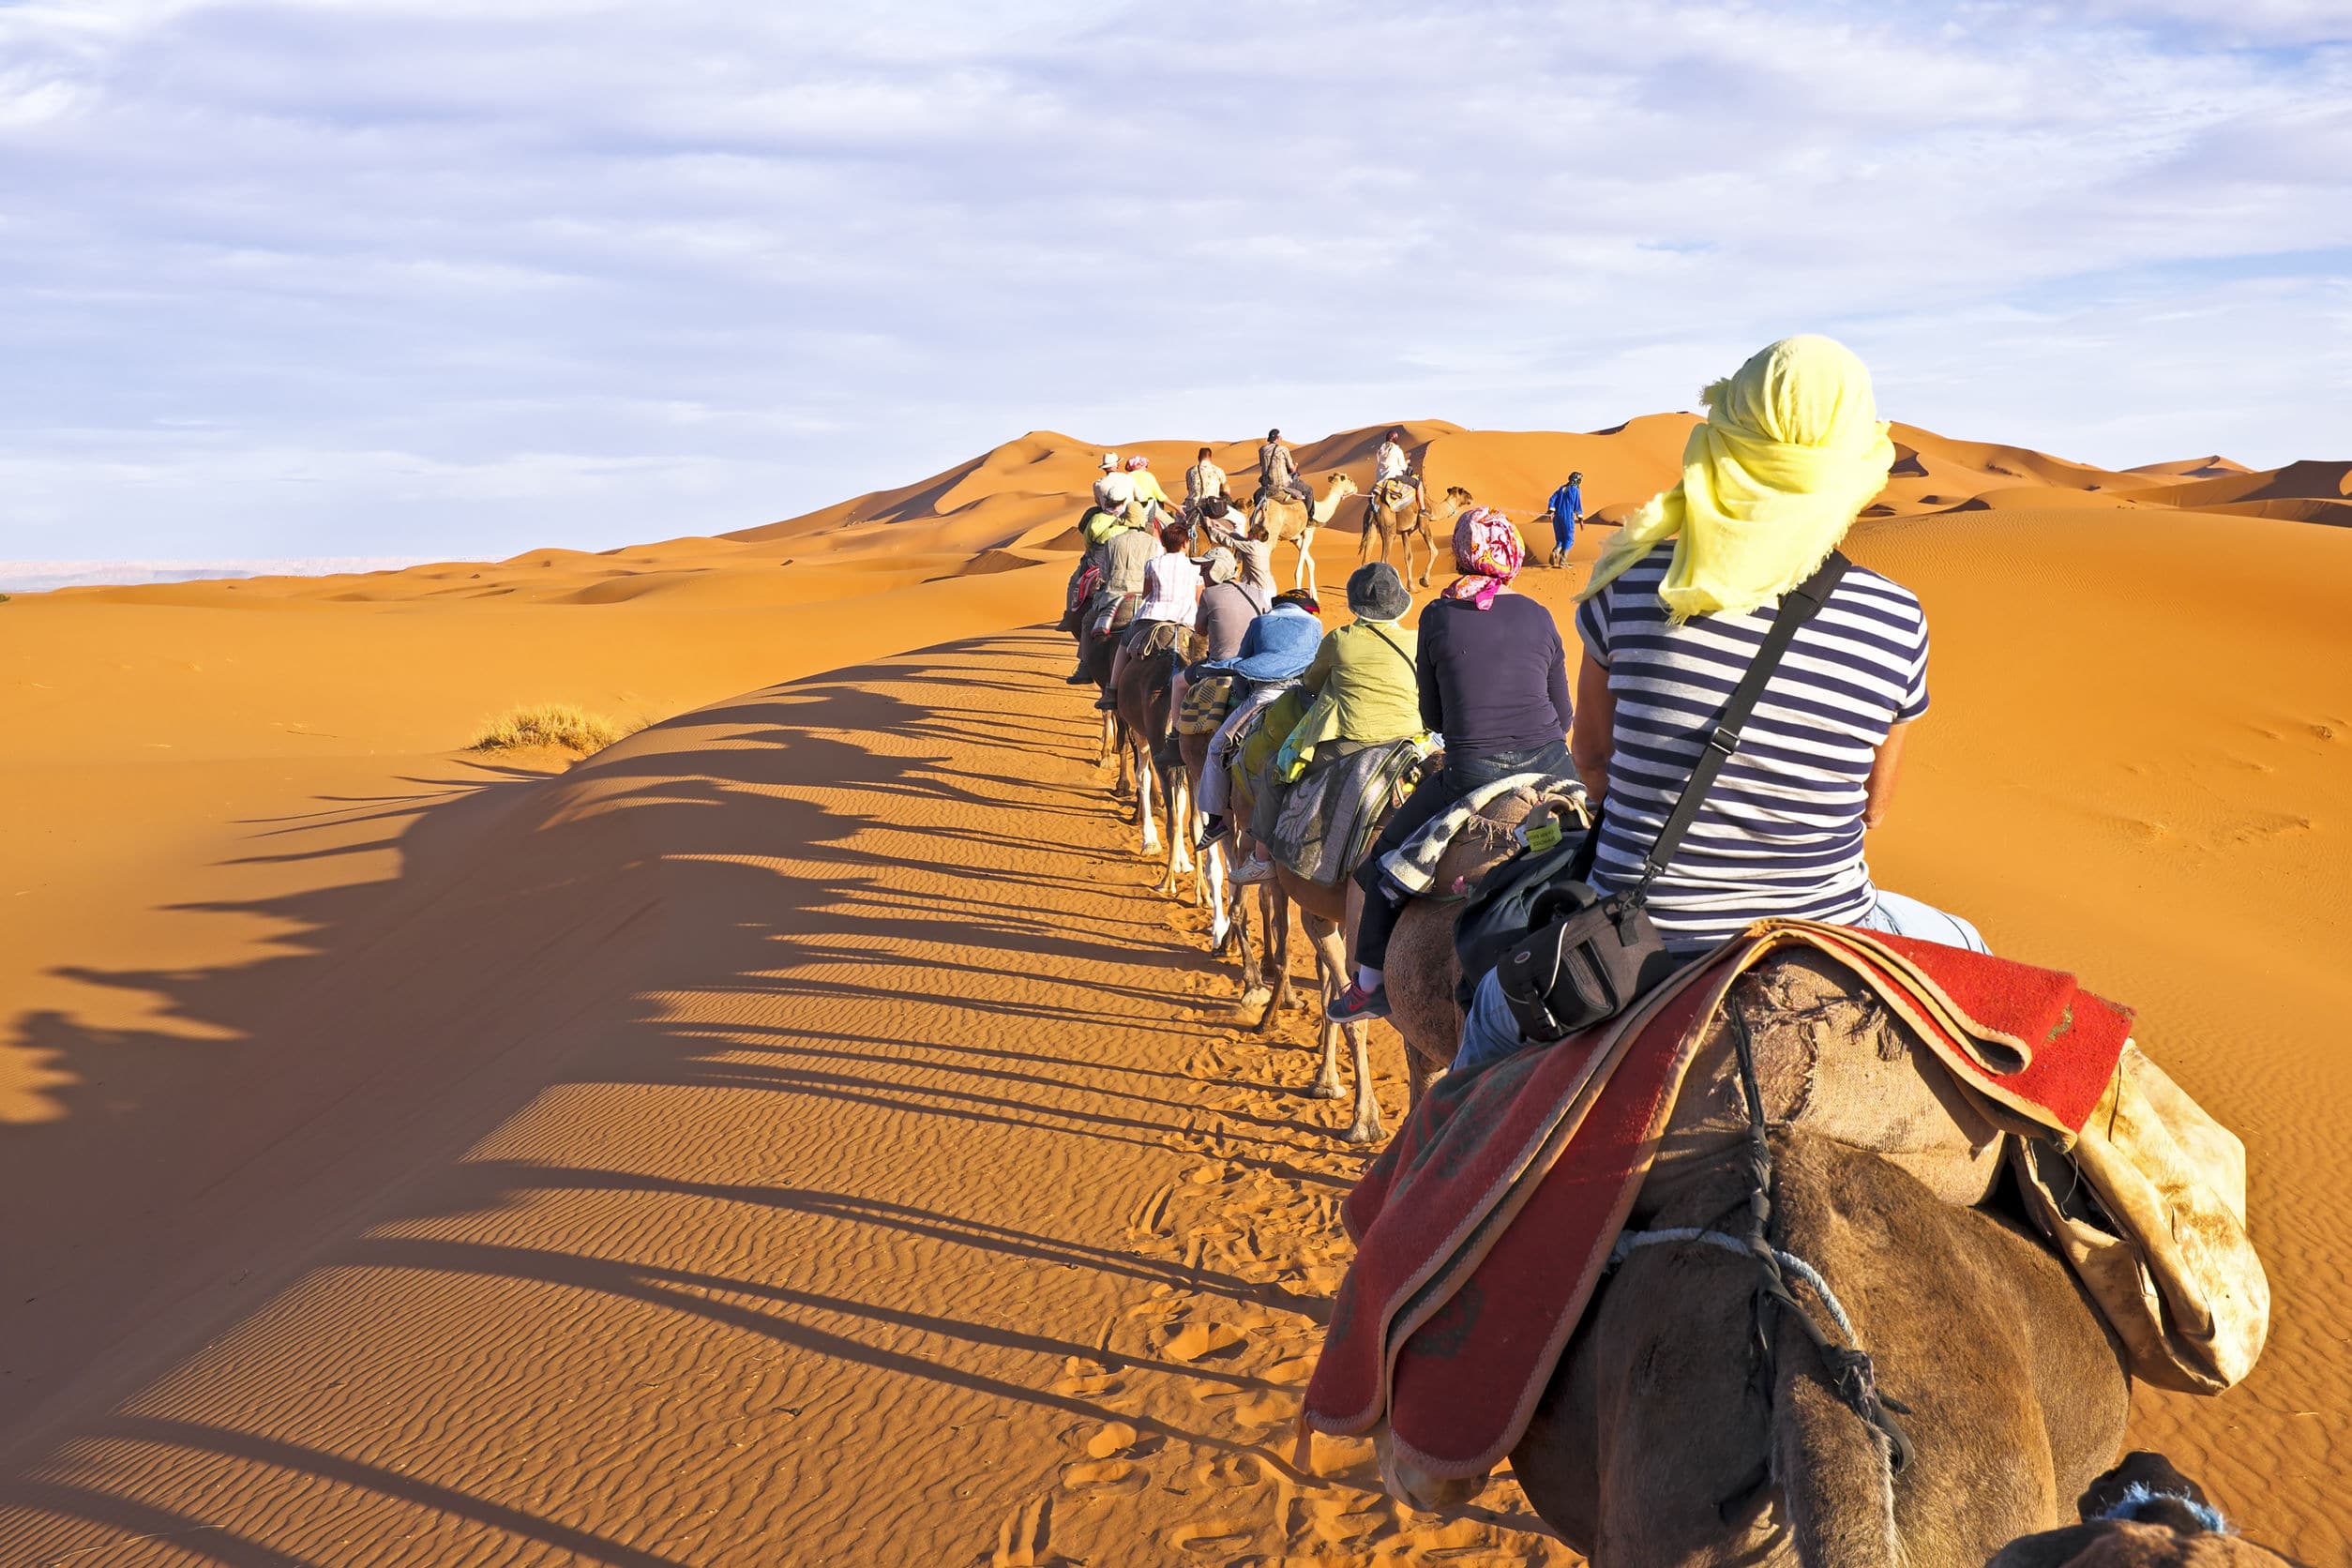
[1184,446,1228,516]
[1073,505,1160,695]
[1194,495,1274,594]
[1373,428,1426,515]
[1167,545,1271,744]
[1448,335,1986,1071]
[1106,520,1199,699]
[1123,454,1175,527]
[1230,563,1422,885]
[1191,589,1322,852]
[1329,507,1574,1021]
[1257,429,1313,517]
[1093,452,1135,521]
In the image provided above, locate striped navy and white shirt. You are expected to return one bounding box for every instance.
[1576,550,1930,953]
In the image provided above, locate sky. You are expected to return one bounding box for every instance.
[1,0,2348,571]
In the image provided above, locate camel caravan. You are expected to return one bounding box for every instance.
[1054,340,2292,1566]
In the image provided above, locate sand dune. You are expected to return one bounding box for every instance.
[3,416,2347,1561]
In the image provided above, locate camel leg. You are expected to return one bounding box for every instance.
[1299,896,1381,1143]
[1097,704,1117,768]
[1153,764,1188,895]
[1403,1042,1442,1114]
[1202,839,1231,952]
[1133,738,1160,855]
[1254,885,1294,1028]
[1342,1020,1381,1144]
[1171,769,1194,875]
[1295,528,1318,599]
[1303,913,1349,1101]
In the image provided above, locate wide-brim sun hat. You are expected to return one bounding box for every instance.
[1347,562,1412,622]
[1100,452,1120,471]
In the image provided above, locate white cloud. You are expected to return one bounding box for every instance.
[0,0,2346,562]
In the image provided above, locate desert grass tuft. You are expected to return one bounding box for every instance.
[469,702,639,755]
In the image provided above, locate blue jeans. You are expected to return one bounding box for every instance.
[1848,888,1988,953]
[1450,887,1990,1075]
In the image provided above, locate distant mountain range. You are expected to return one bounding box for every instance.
[0,558,429,593]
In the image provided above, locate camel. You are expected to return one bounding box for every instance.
[1355,794,1583,1117]
[1109,634,1197,895]
[1261,867,1400,1145]
[1254,473,1360,599]
[1480,1128,2133,1567]
[1177,725,1280,981]
[1251,764,1549,1144]
[1360,482,1472,588]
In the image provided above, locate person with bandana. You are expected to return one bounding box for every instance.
[1328,505,1573,1022]
[1449,335,1983,1073]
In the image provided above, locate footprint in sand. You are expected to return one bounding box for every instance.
[1048,1354,1124,1399]
[1164,1517,1256,1557]
[1082,1420,1138,1459]
[1058,1457,1149,1499]
[1304,1492,1393,1546]
[1260,1355,1316,1387]
[1159,1319,1249,1364]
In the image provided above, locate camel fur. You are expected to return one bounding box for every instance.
[1254,473,1360,599]
[1361,482,1471,588]
[1503,1128,2132,1568]
[1110,640,1195,895]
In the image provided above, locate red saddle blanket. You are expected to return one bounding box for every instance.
[1298,919,2133,1480]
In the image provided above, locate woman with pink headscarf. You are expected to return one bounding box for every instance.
[1328,506,1576,1023]
[1123,453,1176,526]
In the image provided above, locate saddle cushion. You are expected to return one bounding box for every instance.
[1123,619,1205,662]
[1271,739,1434,888]
[1301,924,2207,1485]
[1177,673,1236,735]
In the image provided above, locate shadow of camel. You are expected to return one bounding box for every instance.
[0,627,1377,1564]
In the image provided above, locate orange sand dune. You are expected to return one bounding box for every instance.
[3,417,2349,1562]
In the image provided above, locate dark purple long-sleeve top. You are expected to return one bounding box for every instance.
[1415,592,1574,761]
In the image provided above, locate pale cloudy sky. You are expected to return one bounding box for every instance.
[2,0,2347,566]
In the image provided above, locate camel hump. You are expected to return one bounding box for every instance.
[1636,951,2006,1222]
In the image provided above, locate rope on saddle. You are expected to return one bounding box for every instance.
[1607,1229,1857,1341]
[1723,1003,1917,1477]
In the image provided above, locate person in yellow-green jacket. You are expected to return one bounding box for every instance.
[1301,561,1421,745]
[1231,562,1420,882]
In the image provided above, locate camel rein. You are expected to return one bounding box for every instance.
[1606,1003,1917,1516]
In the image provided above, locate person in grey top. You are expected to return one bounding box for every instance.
[1258,428,1312,508]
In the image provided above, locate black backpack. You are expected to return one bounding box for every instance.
[1455,553,1853,1038]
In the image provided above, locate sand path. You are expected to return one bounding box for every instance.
[0,628,1564,1566]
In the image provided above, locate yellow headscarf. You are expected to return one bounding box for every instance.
[1580,335,1895,621]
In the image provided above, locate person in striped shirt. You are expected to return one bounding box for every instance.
[1454,335,1983,1072]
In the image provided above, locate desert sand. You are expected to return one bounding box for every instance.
[1,420,2346,1564]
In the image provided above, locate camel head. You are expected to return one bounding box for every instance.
[1325,473,1360,497]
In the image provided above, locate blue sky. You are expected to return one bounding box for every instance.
[1,0,2347,567]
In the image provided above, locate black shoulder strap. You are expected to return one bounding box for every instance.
[1362,622,1415,674]
[1622,552,1851,908]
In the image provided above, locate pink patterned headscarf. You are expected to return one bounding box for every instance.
[1442,506,1525,609]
